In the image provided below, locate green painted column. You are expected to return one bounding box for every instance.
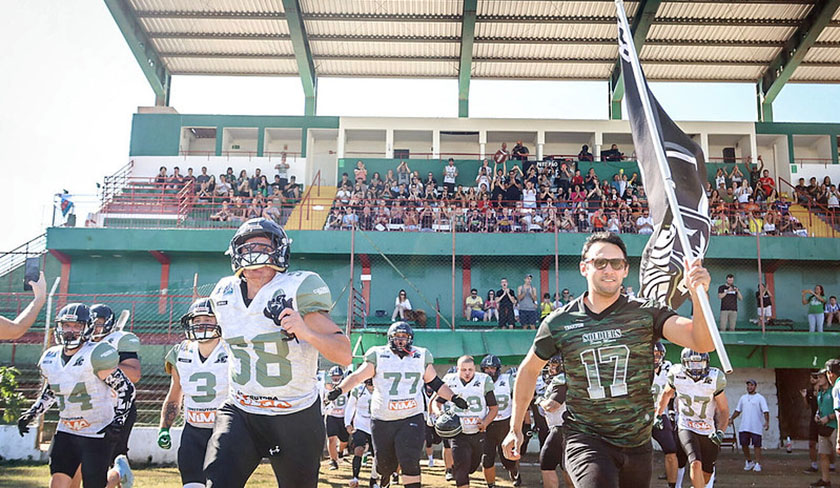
[215,127,224,156]
[301,127,308,158]
[257,127,265,157]
[831,134,838,164]
[787,134,795,165]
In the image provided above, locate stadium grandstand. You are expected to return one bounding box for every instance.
[3,0,840,470]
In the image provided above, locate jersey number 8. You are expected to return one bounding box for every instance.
[228,332,293,387]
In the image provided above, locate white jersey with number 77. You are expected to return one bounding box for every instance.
[365,345,433,421]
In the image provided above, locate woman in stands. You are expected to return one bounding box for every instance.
[803,285,827,333]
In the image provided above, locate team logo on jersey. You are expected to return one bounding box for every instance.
[222,282,235,296]
[45,350,58,358]
[388,399,418,411]
[61,417,91,431]
[73,356,85,367]
[581,329,622,344]
[686,419,711,431]
[215,354,228,364]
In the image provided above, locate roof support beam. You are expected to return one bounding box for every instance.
[608,0,662,119]
[458,0,478,118]
[757,0,840,121]
[282,0,318,116]
[104,0,172,106]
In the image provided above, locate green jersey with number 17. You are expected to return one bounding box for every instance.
[210,270,332,416]
[365,345,433,421]
[533,293,676,447]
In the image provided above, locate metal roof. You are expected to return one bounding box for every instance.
[120,0,840,84]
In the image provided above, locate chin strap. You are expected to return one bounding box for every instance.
[103,368,136,426]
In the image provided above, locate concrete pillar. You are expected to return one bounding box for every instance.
[337,128,346,159]
[537,131,545,160]
[433,130,441,159]
[479,130,487,159]
[700,133,710,160]
[594,132,604,162]
[385,129,394,159]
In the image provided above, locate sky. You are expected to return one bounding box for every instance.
[1,1,840,254]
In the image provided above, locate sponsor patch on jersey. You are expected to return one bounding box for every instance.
[234,391,292,409]
[61,417,91,431]
[186,408,217,425]
[564,322,585,331]
[388,399,418,411]
[216,300,228,306]
[461,416,481,426]
[685,419,711,431]
[178,357,193,363]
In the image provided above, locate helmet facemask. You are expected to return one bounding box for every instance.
[185,316,221,342]
[55,320,89,350]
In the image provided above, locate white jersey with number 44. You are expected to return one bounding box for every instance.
[210,270,332,415]
[365,345,433,421]
[668,364,727,436]
[165,340,229,428]
[443,372,495,434]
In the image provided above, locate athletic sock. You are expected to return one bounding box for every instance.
[353,455,362,478]
[676,467,685,488]
[705,467,715,488]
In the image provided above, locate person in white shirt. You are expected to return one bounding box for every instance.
[392,289,413,321]
[443,158,459,196]
[636,210,654,235]
[729,379,770,473]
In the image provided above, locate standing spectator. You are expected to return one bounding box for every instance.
[516,275,538,330]
[513,140,531,175]
[803,285,827,333]
[354,161,368,186]
[464,288,484,321]
[803,371,823,474]
[494,143,510,170]
[825,296,840,327]
[397,161,412,187]
[196,166,210,188]
[476,166,491,194]
[730,379,770,473]
[496,279,517,329]
[274,152,290,190]
[578,144,593,162]
[539,293,553,321]
[391,289,412,321]
[756,282,773,325]
[747,156,764,191]
[810,363,839,487]
[443,158,458,196]
[484,290,498,323]
[155,166,168,184]
[170,166,184,189]
[717,274,742,331]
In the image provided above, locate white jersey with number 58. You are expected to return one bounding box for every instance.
[365,345,433,421]
[668,364,727,435]
[210,270,332,416]
[165,340,229,428]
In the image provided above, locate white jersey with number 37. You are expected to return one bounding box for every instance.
[165,340,229,428]
[668,364,727,435]
[365,345,433,421]
[210,270,332,415]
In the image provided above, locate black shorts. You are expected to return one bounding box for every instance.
[810,420,820,442]
[483,419,517,472]
[426,424,442,447]
[371,414,425,478]
[326,415,350,442]
[178,423,213,485]
[540,426,565,471]
[49,431,113,488]
[204,399,325,488]
[678,429,719,475]
[651,414,678,454]
[111,404,137,461]
[352,429,373,454]
[498,307,516,328]
[451,432,485,486]
[519,309,538,326]
[564,428,653,488]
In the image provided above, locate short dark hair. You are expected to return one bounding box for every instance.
[471,288,477,293]
[726,274,734,279]
[825,359,840,377]
[580,232,628,262]
[543,293,551,299]
[831,296,837,300]
[448,158,455,163]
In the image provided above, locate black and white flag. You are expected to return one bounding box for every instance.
[616,14,711,309]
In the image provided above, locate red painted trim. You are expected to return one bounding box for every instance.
[149,251,170,314]
[764,272,776,319]
[48,250,71,308]
[540,255,552,301]
[360,254,371,315]
[462,256,472,318]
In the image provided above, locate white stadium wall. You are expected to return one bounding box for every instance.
[129,156,308,186]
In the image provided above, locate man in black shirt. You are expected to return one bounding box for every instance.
[504,171,523,206]
[756,282,773,325]
[496,279,517,329]
[717,274,741,331]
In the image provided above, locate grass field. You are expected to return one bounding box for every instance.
[0,451,825,487]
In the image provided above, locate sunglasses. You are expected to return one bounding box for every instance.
[584,258,628,270]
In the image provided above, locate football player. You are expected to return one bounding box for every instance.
[18,303,135,488]
[344,378,376,488]
[328,321,467,488]
[324,365,350,470]
[157,298,229,488]
[434,355,498,488]
[656,349,729,488]
[479,354,521,487]
[537,355,572,488]
[204,218,351,488]
[503,232,715,488]
[422,384,442,468]
[651,342,680,488]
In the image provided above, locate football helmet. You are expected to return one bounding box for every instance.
[55,303,92,349]
[387,321,414,355]
[179,298,221,342]
[543,354,563,380]
[89,303,115,341]
[654,342,666,368]
[434,408,463,438]
[328,366,345,383]
[680,348,710,381]
[480,354,502,381]
[227,218,291,276]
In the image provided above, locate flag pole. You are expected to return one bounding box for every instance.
[614,0,732,373]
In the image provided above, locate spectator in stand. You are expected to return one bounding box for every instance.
[170,166,184,189]
[359,205,375,231]
[341,206,358,230]
[635,209,654,235]
[803,285,827,333]
[476,166,491,193]
[196,166,210,189]
[464,288,484,321]
[820,296,840,328]
[484,290,498,322]
[539,293,553,321]
[274,154,290,190]
[556,161,573,197]
[231,195,247,221]
[443,158,458,196]
[718,274,742,331]
[504,169,523,206]
[516,275,538,330]
[155,166,168,184]
[496,278,517,329]
[763,208,778,235]
[714,167,727,191]
[513,140,531,174]
[494,142,510,170]
[578,144,594,162]
[602,143,624,161]
[606,211,620,233]
[795,177,810,204]
[730,163,745,188]
[730,379,770,473]
[246,197,263,220]
[391,289,412,321]
[224,167,235,184]
[285,176,300,201]
[197,175,214,201]
[184,168,196,190]
[735,180,753,204]
[590,208,607,231]
[746,156,764,190]
[756,282,773,325]
[248,168,263,195]
[354,160,368,187]
[758,169,776,200]
[397,161,412,187]
[236,169,251,197]
[262,193,284,225]
[256,175,270,197]
[210,201,232,222]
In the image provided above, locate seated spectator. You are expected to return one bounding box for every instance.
[758,169,775,200]
[325,207,343,230]
[358,205,375,231]
[636,209,654,235]
[248,168,263,195]
[341,206,358,230]
[484,290,499,322]
[735,180,752,204]
[522,180,537,209]
[236,170,251,197]
[763,209,778,235]
[216,175,231,198]
[392,289,412,321]
[155,166,168,185]
[540,293,553,321]
[590,209,607,231]
[170,166,184,189]
[578,144,594,162]
[195,166,210,188]
[198,175,215,200]
[284,176,301,201]
[262,197,284,225]
[210,201,232,222]
[256,175,270,197]
[825,296,840,327]
[602,143,624,161]
[575,208,589,232]
[246,198,263,220]
[730,164,745,187]
[354,160,368,186]
[184,168,196,190]
[464,289,484,321]
[606,211,620,233]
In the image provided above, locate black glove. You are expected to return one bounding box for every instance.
[98,420,124,443]
[263,295,296,341]
[451,394,469,410]
[17,412,33,437]
[327,387,343,402]
[653,414,665,430]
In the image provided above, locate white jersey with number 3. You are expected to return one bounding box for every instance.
[210,270,332,415]
[651,360,672,405]
[443,372,495,434]
[165,340,229,428]
[365,345,433,421]
[39,341,119,438]
[668,365,726,435]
